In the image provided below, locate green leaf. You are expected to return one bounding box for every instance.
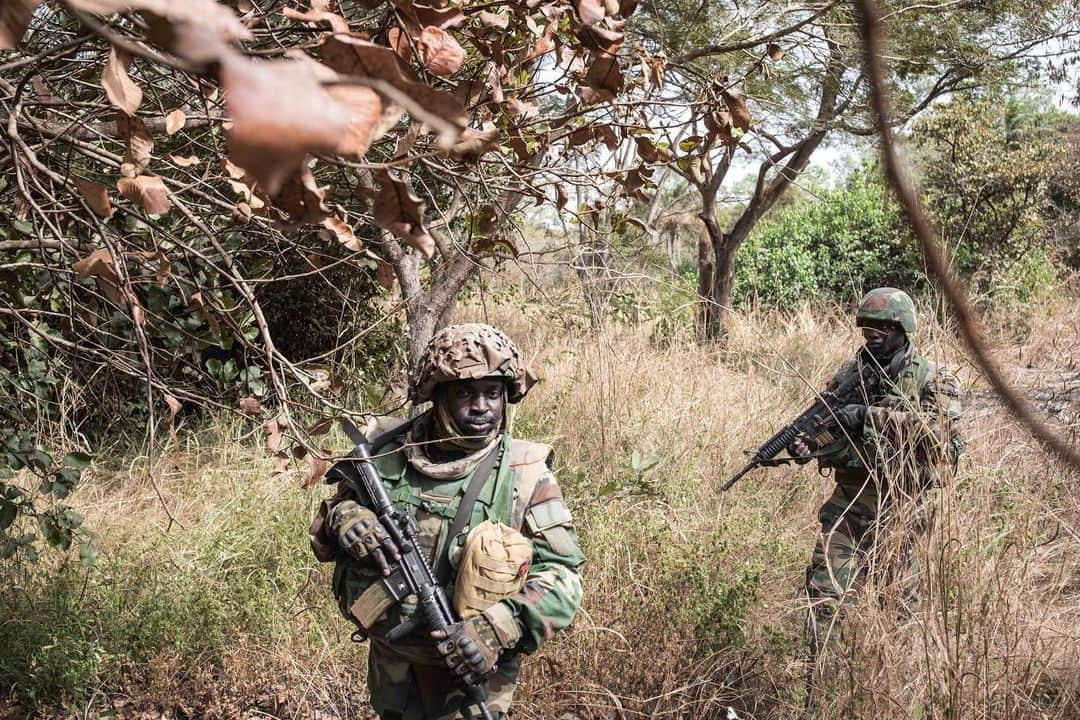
[679,135,701,152]
[0,500,15,531]
[62,452,92,469]
[79,540,98,567]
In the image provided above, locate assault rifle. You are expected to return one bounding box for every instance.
[721,362,876,492]
[325,434,495,720]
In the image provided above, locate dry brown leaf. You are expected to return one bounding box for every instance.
[118,114,153,178]
[387,26,413,62]
[576,22,622,52]
[188,291,220,334]
[375,257,396,289]
[265,416,283,453]
[238,396,262,415]
[282,3,349,33]
[118,175,173,215]
[102,48,143,115]
[372,170,435,257]
[0,1,42,49]
[634,136,658,163]
[73,177,114,219]
[451,127,500,162]
[320,36,467,136]
[307,417,334,436]
[506,96,538,118]
[583,52,623,101]
[303,454,329,488]
[295,52,384,158]
[271,451,289,476]
[73,248,125,305]
[168,153,200,167]
[221,157,247,179]
[220,53,352,194]
[320,214,363,252]
[68,0,251,41]
[163,391,182,463]
[477,10,509,29]
[271,166,329,223]
[165,108,186,134]
[576,0,605,24]
[137,248,171,286]
[722,88,751,132]
[164,392,181,415]
[416,26,465,76]
[413,4,465,29]
[524,20,558,61]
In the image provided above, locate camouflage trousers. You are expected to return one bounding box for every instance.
[806,470,929,608]
[367,643,521,720]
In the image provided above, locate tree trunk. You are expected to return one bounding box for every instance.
[695,224,715,339]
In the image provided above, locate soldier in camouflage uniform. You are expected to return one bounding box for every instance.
[789,288,963,615]
[310,323,585,720]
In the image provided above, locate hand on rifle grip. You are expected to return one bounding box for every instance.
[331,500,401,575]
[788,438,813,465]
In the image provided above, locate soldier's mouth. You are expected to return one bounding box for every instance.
[463,419,495,434]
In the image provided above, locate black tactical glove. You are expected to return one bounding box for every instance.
[787,438,813,465]
[836,403,868,431]
[432,608,521,684]
[329,500,400,575]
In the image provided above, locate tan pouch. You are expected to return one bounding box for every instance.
[453,520,532,618]
[349,580,396,630]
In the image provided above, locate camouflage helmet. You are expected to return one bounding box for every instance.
[410,323,537,404]
[855,287,917,334]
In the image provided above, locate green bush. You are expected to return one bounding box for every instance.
[732,169,923,309]
[0,471,326,707]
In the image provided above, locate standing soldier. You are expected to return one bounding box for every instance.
[789,288,963,627]
[309,323,585,720]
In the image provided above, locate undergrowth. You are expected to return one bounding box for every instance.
[1,290,1077,719]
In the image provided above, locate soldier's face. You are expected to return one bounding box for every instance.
[861,321,905,359]
[440,379,506,437]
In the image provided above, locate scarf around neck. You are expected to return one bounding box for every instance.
[404,410,503,480]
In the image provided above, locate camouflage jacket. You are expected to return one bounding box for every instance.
[309,418,585,665]
[818,343,963,483]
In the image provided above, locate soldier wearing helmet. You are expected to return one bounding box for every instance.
[309,324,584,720]
[789,288,963,620]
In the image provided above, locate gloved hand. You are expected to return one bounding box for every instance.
[787,437,813,465]
[836,403,868,431]
[329,500,400,575]
[431,607,521,684]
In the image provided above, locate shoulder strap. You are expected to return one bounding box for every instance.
[434,441,503,584]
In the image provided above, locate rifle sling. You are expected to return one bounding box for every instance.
[435,440,503,586]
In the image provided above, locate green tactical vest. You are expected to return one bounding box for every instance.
[827,352,949,474]
[331,430,550,644]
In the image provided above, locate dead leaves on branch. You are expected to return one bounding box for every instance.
[118,175,173,215]
[372,170,435,257]
[102,48,142,115]
[0,0,40,49]
[73,177,114,219]
[220,53,352,194]
[416,26,465,76]
[30,0,645,256]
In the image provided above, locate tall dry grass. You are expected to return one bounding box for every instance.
[3,287,1077,720]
